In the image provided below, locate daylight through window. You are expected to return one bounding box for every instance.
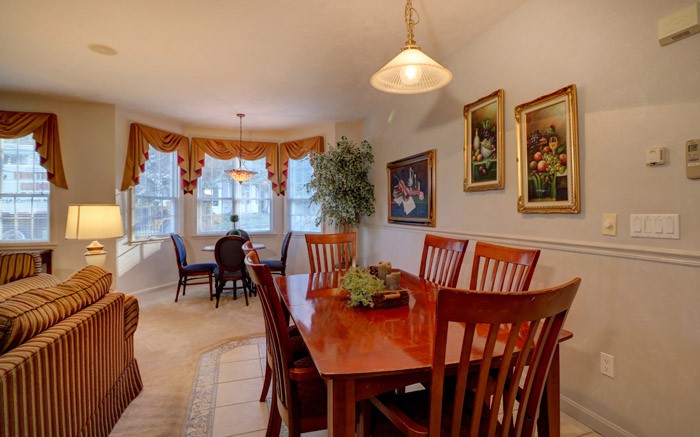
[132,146,179,240]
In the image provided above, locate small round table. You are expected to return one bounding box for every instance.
[202,243,265,252]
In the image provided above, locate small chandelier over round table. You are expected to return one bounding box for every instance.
[226,113,257,183]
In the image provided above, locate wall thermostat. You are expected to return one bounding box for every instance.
[646,147,666,166]
[687,139,700,179]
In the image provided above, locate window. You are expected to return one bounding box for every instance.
[0,135,50,242]
[132,146,179,240]
[197,156,272,234]
[286,155,320,232]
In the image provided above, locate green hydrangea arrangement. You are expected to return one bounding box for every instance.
[341,267,386,308]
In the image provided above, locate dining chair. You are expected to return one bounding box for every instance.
[261,231,293,276]
[214,235,250,307]
[305,232,356,273]
[418,234,469,288]
[369,277,581,436]
[245,253,327,436]
[169,233,217,302]
[470,241,541,292]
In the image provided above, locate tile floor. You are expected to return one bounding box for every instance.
[186,338,602,437]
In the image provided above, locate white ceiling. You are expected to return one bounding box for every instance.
[0,0,525,131]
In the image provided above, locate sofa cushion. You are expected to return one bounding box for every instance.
[0,253,37,285]
[0,273,62,303]
[0,265,112,354]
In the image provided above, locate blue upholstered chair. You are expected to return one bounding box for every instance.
[169,233,217,302]
[261,231,293,276]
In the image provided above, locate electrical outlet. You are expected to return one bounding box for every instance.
[600,352,614,378]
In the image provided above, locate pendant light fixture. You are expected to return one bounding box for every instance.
[225,113,256,183]
[371,0,452,94]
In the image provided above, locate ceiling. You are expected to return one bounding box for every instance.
[0,0,525,131]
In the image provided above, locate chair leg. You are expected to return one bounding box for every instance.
[182,277,187,297]
[266,385,281,437]
[243,276,249,306]
[175,277,183,302]
[215,280,223,308]
[259,358,272,402]
[208,274,213,301]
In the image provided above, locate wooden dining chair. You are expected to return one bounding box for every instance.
[369,278,581,436]
[305,232,356,273]
[245,253,327,437]
[214,235,249,307]
[470,241,541,292]
[418,234,469,288]
[169,233,216,302]
[261,231,293,276]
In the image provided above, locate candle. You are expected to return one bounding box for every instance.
[386,272,401,290]
[377,261,392,283]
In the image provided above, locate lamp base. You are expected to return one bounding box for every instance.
[85,240,107,267]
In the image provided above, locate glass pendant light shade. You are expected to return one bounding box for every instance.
[371,0,452,94]
[226,113,256,184]
[371,46,452,94]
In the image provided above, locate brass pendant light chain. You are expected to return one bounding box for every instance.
[404,0,420,47]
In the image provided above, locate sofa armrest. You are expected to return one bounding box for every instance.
[123,294,139,339]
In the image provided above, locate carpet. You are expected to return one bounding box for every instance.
[109,284,265,437]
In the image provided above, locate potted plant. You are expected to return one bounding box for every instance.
[226,214,240,236]
[306,136,376,233]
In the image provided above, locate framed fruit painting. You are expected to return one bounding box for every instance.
[464,89,504,192]
[516,84,580,213]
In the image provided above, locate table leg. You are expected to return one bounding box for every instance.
[538,344,561,437]
[327,378,356,436]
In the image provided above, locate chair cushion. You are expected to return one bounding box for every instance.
[0,265,112,354]
[261,259,283,271]
[182,263,216,273]
[0,253,37,285]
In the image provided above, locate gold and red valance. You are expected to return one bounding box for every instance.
[278,136,324,196]
[0,110,68,189]
[120,123,190,193]
[190,137,279,193]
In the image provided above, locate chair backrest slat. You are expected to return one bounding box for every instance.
[470,241,541,292]
[419,234,469,288]
[428,278,580,436]
[305,233,356,273]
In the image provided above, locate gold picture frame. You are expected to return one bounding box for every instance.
[516,84,580,213]
[387,150,436,226]
[464,89,504,191]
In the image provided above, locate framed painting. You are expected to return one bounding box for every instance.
[515,84,580,213]
[387,150,436,226]
[464,89,504,192]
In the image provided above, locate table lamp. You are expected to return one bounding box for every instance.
[65,204,123,267]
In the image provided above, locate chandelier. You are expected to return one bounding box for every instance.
[225,113,256,183]
[370,0,452,94]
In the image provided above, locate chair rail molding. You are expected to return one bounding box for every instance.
[362,224,700,268]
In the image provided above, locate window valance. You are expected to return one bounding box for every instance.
[0,110,68,189]
[279,136,324,196]
[121,123,190,193]
[190,137,279,193]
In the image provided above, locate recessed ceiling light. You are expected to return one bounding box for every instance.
[88,44,118,56]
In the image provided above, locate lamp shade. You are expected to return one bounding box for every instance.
[65,204,123,240]
[371,47,453,94]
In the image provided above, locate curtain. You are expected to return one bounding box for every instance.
[190,137,278,193]
[278,136,324,196]
[120,123,190,193]
[0,110,68,189]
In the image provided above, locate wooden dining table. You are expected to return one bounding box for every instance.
[275,270,572,437]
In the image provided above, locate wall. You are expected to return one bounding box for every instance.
[361,0,700,435]
[0,91,117,279]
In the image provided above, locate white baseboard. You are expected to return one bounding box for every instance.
[561,396,636,437]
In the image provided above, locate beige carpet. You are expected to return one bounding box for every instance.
[110,283,265,437]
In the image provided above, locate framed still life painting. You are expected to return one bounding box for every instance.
[464,89,504,192]
[515,84,580,213]
[387,150,436,226]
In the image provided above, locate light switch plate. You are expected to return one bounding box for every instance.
[602,213,617,236]
[630,214,680,239]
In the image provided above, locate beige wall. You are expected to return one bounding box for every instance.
[361,0,700,435]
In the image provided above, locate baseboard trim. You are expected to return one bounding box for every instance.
[561,396,636,437]
[362,224,700,268]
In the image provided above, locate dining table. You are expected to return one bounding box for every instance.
[275,270,573,437]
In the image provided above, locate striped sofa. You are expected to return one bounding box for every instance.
[0,265,143,436]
